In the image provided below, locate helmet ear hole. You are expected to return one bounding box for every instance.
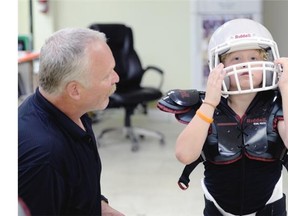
[265,71,273,86]
[265,68,279,87]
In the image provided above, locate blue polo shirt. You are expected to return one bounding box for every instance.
[18,88,103,215]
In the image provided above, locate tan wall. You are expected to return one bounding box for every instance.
[263,0,288,57]
[18,0,288,92]
[18,0,30,34]
[19,0,191,92]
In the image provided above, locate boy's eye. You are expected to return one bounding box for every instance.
[230,57,240,62]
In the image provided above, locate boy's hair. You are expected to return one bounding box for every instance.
[220,49,268,63]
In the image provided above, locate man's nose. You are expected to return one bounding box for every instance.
[113,70,120,83]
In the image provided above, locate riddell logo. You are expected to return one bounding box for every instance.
[246,118,266,125]
[235,33,252,39]
[179,90,190,98]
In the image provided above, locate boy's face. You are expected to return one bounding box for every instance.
[223,49,264,91]
[223,49,264,67]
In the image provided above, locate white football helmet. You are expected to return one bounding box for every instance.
[208,18,281,95]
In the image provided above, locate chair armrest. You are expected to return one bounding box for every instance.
[142,66,164,89]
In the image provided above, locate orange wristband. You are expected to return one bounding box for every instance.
[196,110,213,123]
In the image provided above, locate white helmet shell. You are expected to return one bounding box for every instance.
[208,18,281,95]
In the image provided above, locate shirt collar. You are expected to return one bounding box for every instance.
[33,87,92,139]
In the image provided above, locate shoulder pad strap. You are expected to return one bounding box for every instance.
[178,157,203,190]
[274,90,283,117]
[282,150,288,172]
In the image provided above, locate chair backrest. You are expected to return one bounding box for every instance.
[89,24,144,92]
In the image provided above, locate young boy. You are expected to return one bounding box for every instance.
[176,18,288,215]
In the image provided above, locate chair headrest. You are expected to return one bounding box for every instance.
[89,24,133,49]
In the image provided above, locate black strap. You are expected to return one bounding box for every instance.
[204,194,286,216]
[282,152,288,172]
[178,157,203,190]
[256,194,287,216]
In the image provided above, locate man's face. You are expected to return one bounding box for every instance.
[81,41,119,111]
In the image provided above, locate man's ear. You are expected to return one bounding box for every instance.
[66,81,81,100]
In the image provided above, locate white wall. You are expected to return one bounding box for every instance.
[263,0,288,57]
[18,0,30,34]
[18,0,288,93]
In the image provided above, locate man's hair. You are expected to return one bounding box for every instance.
[38,28,107,94]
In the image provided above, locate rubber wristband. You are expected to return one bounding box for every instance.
[202,101,216,109]
[196,110,213,123]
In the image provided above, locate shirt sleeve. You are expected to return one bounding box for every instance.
[19,163,66,215]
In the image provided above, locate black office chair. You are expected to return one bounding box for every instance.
[89,23,165,151]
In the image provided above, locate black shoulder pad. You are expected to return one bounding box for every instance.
[168,89,201,106]
[175,108,197,124]
[157,89,204,114]
[157,95,191,114]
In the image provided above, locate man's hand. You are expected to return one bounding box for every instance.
[101,201,125,216]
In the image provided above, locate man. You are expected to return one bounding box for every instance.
[18,28,124,215]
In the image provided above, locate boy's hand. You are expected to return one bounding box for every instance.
[275,57,288,92]
[205,63,226,106]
